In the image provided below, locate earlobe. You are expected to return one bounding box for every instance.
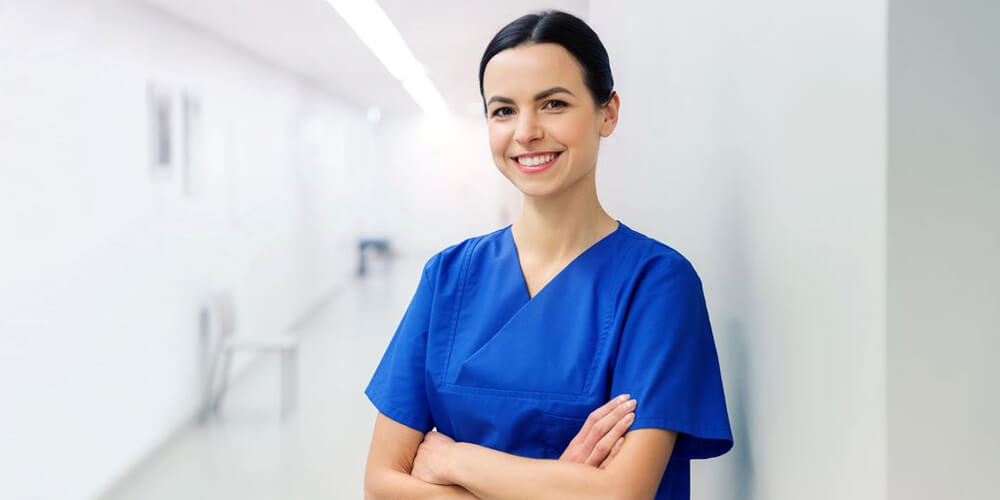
[601,94,620,136]
[599,113,618,137]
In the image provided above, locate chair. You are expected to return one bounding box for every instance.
[203,291,300,420]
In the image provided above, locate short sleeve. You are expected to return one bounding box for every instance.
[363,254,438,433]
[610,254,734,460]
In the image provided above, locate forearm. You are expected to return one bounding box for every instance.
[447,443,619,500]
[366,468,480,500]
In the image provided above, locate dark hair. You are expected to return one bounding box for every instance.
[478,10,615,115]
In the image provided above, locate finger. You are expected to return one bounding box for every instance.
[578,394,631,441]
[586,411,634,466]
[609,434,626,458]
[599,437,626,469]
[582,397,637,450]
[563,396,634,463]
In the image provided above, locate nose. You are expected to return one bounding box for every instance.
[513,111,543,145]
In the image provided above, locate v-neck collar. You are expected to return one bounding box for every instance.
[507,220,623,302]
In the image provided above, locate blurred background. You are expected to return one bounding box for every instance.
[0,0,997,499]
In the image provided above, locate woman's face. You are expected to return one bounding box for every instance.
[482,43,619,199]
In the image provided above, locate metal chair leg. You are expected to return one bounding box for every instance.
[200,348,223,422]
[212,350,233,414]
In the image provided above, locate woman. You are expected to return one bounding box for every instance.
[364,10,733,499]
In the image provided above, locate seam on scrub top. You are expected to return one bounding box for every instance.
[582,227,630,395]
[540,410,588,422]
[438,381,591,402]
[585,298,613,394]
[630,416,733,442]
[365,385,431,432]
[589,236,634,395]
[442,234,480,388]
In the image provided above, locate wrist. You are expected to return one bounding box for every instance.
[446,441,471,485]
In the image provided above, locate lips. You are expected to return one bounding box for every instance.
[512,151,562,174]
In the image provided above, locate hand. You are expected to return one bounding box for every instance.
[411,430,458,485]
[559,393,637,468]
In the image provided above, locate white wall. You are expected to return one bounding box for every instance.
[373,113,514,256]
[0,0,374,498]
[887,1,1000,499]
[589,1,887,498]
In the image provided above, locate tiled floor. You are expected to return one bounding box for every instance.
[101,256,424,500]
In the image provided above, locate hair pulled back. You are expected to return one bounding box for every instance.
[478,10,615,115]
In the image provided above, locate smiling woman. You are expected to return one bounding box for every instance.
[481,37,616,200]
[363,10,733,500]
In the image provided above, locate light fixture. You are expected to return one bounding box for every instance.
[325,0,451,125]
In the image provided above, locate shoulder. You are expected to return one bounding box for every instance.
[420,225,509,287]
[615,223,702,287]
[613,225,709,324]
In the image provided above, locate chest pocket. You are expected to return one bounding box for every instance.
[446,286,612,401]
[540,412,589,458]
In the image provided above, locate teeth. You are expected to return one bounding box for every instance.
[517,153,556,166]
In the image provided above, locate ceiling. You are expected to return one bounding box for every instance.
[142,0,591,118]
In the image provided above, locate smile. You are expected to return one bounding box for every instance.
[512,152,562,173]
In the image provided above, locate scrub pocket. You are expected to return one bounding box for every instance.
[540,411,588,459]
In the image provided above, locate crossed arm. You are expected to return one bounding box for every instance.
[364,411,478,499]
[364,411,677,500]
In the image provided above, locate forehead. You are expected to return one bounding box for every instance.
[482,43,587,98]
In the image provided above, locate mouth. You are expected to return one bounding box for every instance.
[511,151,562,173]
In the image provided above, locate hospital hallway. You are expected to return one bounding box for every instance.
[99,255,425,500]
[2,0,998,499]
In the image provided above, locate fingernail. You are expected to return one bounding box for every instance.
[624,399,636,408]
[625,413,635,421]
[617,393,630,402]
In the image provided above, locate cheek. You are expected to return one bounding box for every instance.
[556,116,596,148]
[488,126,510,161]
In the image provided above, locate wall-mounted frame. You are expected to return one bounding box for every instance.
[181,90,203,198]
[147,82,174,179]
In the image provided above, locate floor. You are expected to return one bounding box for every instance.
[101,256,423,500]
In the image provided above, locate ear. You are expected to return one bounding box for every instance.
[599,91,620,137]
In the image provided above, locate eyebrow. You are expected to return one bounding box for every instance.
[486,87,575,106]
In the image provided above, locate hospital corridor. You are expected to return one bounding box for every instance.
[99,255,426,499]
[1,1,997,499]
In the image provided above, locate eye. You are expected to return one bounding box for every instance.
[491,106,514,118]
[543,99,567,110]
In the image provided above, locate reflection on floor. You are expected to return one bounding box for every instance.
[101,256,423,500]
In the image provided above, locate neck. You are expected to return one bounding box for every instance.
[512,168,617,262]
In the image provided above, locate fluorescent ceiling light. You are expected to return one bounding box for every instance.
[325,0,449,122]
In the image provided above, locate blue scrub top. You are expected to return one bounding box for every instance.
[365,220,734,499]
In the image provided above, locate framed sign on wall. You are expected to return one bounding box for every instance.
[147,81,174,179]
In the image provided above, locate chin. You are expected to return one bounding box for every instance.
[514,182,563,199]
